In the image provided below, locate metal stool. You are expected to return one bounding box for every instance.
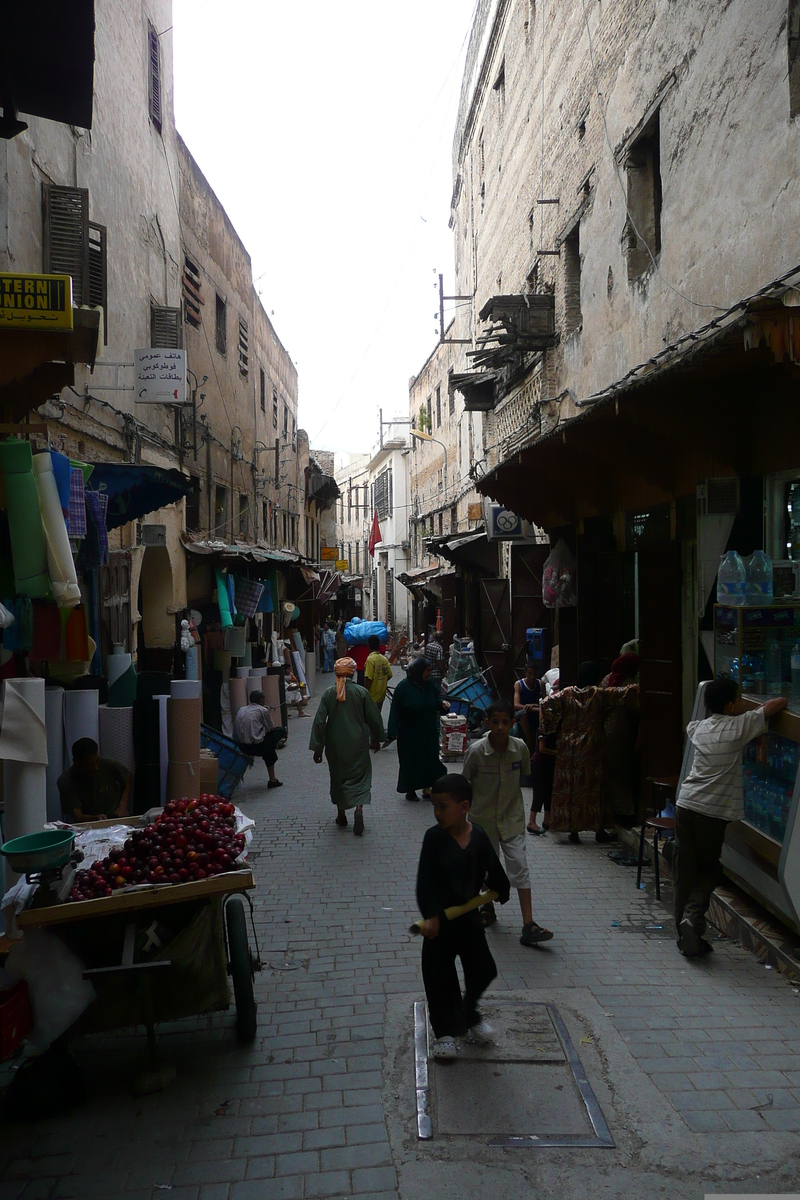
[637,776,678,899]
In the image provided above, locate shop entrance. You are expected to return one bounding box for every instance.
[638,540,683,782]
[479,578,513,698]
[137,544,175,672]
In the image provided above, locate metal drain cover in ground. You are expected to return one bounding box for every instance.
[414,999,613,1148]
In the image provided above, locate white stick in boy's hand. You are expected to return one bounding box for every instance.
[409,889,499,937]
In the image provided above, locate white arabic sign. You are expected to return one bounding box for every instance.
[134,349,188,404]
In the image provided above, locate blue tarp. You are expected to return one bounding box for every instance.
[344,618,389,646]
[85,464,193,530]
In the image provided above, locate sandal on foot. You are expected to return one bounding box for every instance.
[527,825,542,835]
[267,779,283,789]
[520,921,554,946]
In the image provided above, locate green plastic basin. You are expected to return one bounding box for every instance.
[0,830,76,873]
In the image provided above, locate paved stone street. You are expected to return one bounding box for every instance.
[3,687,800,1198]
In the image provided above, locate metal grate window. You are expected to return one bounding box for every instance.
[151,305,181,348]
[386,567,394,628]
[148,22,162,132]
[374,468,392,519]
[372,570,378,618]
[88,222,107,343]
[182,255,202,328]
[272,388,278,429]
[42,184,89,304]
[238,316,249,376]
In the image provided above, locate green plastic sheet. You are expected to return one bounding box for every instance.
[0,440,51,598]
[216,568,232,628]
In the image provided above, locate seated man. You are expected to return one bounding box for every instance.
[57,737,132,822]
[233,689,287,789]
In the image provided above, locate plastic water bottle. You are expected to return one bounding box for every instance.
[746,551,774,603]
[717,551,747,606]
[791,641,800,706]
[766,641,783,694]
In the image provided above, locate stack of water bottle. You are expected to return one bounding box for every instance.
[743,735,797,841]
[718,550,800,702]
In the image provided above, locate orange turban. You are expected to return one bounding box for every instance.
[334,657,356,701]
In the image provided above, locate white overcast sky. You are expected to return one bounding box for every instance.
[172,0,476,455]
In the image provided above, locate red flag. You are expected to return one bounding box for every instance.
[368,511,382,557]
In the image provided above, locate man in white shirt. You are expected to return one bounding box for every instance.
[233,690,286,790]
[675,678,786,957]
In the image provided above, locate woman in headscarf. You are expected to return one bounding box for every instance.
[309,657,385,835]
[386,656,447,801]
[539,660,637,844]
[600,653,640,825]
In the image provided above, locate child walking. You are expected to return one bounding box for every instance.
[462,701,554,947]
[416,774,510,1061]
[675,678,786,957]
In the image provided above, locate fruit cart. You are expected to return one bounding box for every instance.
[5,818,262,1086]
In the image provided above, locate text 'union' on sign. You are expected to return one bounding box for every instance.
[0,273,73,331]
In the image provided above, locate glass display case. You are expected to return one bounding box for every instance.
[714,604,800,702]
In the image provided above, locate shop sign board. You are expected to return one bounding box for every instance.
[320,547,338,561]
[336,559,349,572]
[484,500,538,542]
[0,272,73,331]
[134,349,187,404]
[468,502,482,520]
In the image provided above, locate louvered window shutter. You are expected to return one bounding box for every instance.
[150,305,182,348]
[148,24,162,132]
[42,184,89,305]
[88,222,108,343]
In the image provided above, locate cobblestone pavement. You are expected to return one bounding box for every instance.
[2,684,800,1198]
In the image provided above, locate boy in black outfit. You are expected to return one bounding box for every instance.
[416,773,510,1061]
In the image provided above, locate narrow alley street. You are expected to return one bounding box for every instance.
[2,690,800,1200]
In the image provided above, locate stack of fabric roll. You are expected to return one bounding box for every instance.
[166,679,202,801]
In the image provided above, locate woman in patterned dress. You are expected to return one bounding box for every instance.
[539,662,638,843]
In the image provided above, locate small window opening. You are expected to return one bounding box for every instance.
[260,368,266,413]
[563,223,582,335]
[624,111,662,281]
[790,0,800,119]
[215,293,226,354]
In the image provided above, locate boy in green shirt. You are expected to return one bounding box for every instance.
[462,701,554,947]
[364,634,392,716]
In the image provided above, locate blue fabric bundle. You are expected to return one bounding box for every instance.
[343,618,389,646]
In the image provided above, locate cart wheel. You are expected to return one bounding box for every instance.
[226,898,257,1041]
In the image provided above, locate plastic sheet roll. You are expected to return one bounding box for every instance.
[45,686,65,822]
[248,668,262,677]
[0,440,50,598]
[305,652,316,699]
[229,676,247,717]
[170,679,202,700]
[236,667,250,679]
[167,696,202,762]
[99,705,135,776]
[291,650,307,689]
[220,682,233,738]
[63,689,99,765]
[108,663,137,707]
[262,674,282,723]
[156,694,169,807]
[1,678,48,882]
[32,451,80,607]
[185,645,198,681]
[245,673,266,702]
[215,569,232,628]
[107,651,131,688]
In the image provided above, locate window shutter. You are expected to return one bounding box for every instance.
[88,222,108,343]
[182,255,202,327]
[151,305,182,348]
[148,23,162,132]
[42,184,89,305]
[238,316,249,376]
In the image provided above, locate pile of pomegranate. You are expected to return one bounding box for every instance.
[68,795,247,902]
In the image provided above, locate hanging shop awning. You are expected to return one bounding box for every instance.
[87,464,193,530]
[181,536,300,565]
[0,1,95,137]
[425,529,498,573]
[314,569,341,604]
[477,275,800,529]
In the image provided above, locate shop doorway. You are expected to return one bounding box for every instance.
[479,578,513,698]
[510,545,552,681]
[638,540,683,783]
[137,544,175,672]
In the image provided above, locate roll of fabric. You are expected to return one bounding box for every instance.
[167,696,202,762]
[170,679,202,700]
[108,662,137,707]
[167,759,200,802]
[236,667,250,679]
[45,686,65,822]
[220,681,233,738]
[185,645,199,681]
[1,678,48,880]
[99,704,135,776]
[248,667,262,677]
[242,640,252,667]
[291,650,307,690]
[229,676,247,717]
[213,650,231,674]
[305,652,316,699]
[0,440,50,598]
[32,451,80,607]
[63,689,99,765]
[157,694,169,807]
[245,673,266,702]
[216,569,232,628]
[262,673,283,722]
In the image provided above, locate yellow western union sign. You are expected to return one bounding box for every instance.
[0,273,73,331]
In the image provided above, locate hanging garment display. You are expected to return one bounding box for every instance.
[0,440,50,598]
[234,576,264,619]
[66,468,87,538]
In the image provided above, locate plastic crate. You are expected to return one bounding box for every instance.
[200,725,253,799]
[0,980,32,1061]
